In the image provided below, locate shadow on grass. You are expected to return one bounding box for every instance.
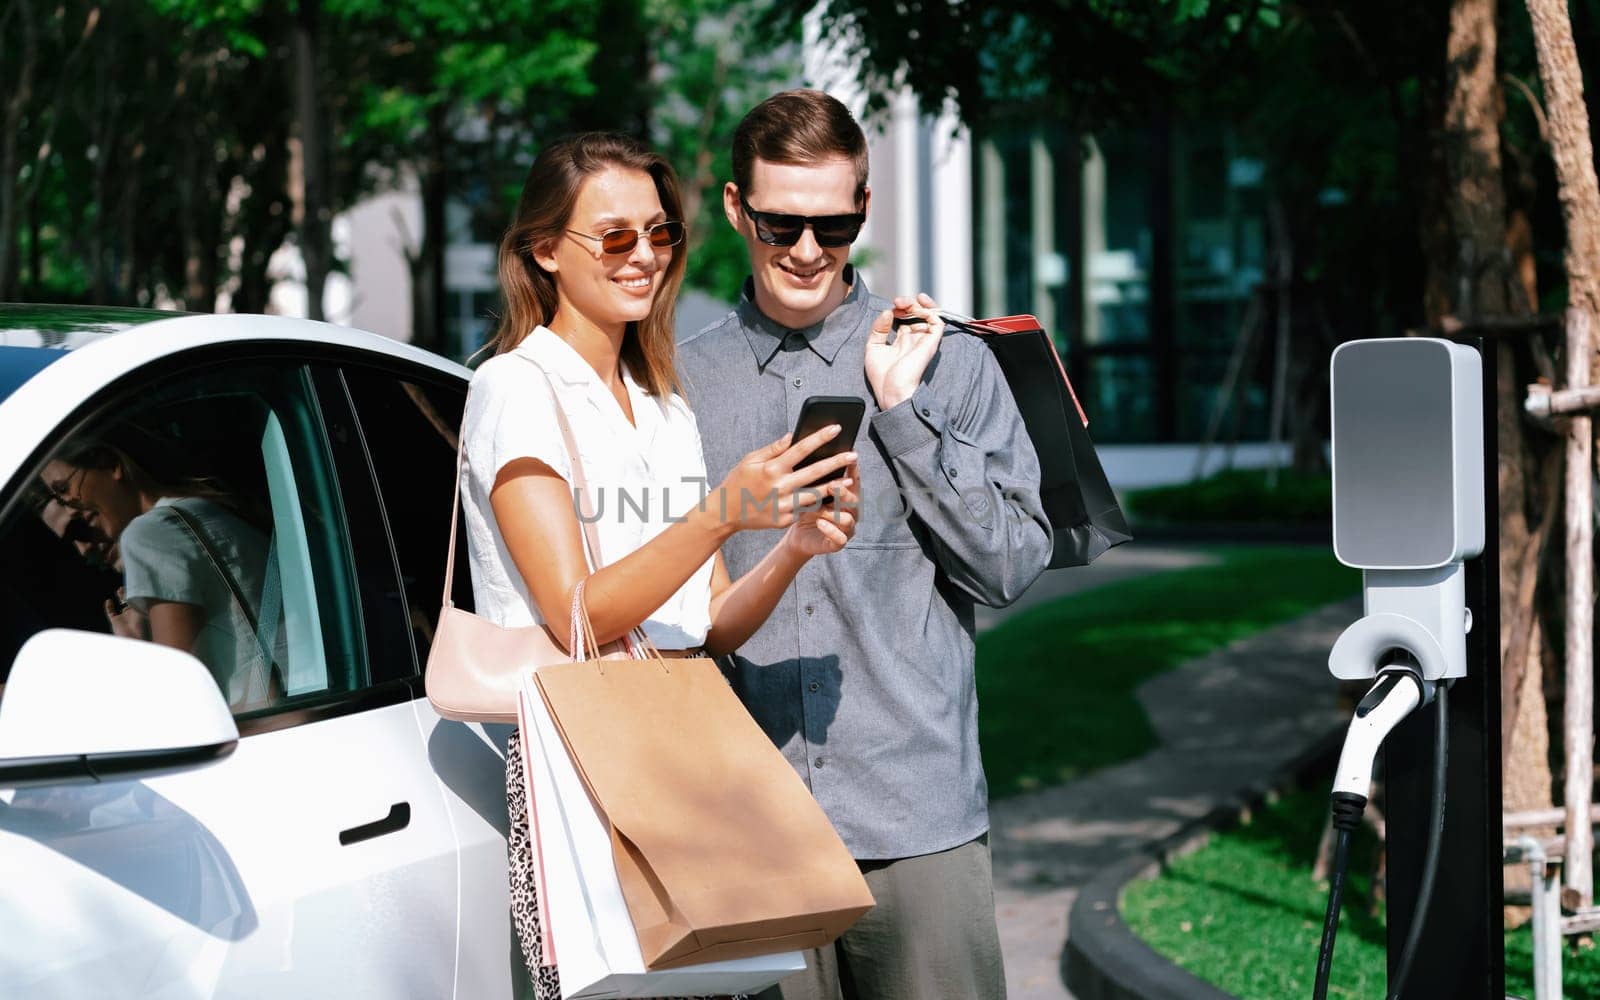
[977,546,1359,798]
[1122,785,1600,999]
[1121,787,1389,999]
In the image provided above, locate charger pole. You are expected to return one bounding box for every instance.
[1382,335,1504,996]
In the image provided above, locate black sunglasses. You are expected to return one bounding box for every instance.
[740,194,864,248]
[565,220,685,256]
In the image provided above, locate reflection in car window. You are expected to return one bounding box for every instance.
[338,369,470,670]
[0,363,366,715]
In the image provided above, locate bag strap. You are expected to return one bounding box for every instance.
[441,359,605,610]
[165,502,282,701]
[442,352,649,657]
[570,576,664,670]
[939,311,1089,428]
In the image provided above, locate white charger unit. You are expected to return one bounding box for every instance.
[1327,338,1485,680]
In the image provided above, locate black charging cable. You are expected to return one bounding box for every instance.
[1313,789,1367,1000]
[1313,668,1448,1000]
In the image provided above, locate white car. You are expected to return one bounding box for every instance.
[0,306,519,998]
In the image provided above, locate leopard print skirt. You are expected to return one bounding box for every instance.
[506,730,567,1000]
[505,730,746,1000]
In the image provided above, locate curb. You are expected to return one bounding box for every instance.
[1061,727,1347,1000]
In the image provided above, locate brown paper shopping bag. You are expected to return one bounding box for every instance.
[533,654,875,970]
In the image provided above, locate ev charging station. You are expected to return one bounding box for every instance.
[1318,337,1504,999]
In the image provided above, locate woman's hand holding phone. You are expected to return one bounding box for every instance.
[707,425,858,533]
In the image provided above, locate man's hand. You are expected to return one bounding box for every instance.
[705,427,858,533]
[783,463,860,558]
[866,292,945,411]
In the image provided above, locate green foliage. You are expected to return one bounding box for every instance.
[1124,468,1332,525]
[779,0,1282,128]
[7,0,790,315]
[782,0,1468,359]
[976,547,1356,797]
[6,1,300,308]
[328,0,603,147]
[648,0,801,302]
[1122,785,1600,998]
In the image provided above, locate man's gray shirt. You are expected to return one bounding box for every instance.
[677,273,1053,860]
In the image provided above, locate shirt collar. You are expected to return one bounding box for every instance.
[512,324,665,441]
[738,264,870,371]
[512,325,606,388]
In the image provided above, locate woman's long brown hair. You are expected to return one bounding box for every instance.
[486,132,687,397]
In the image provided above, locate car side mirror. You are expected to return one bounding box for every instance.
[0,629,239,788]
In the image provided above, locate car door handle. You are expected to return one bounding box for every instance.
[339,802,411,846]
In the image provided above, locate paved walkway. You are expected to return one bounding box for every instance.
[981,546,1359,998]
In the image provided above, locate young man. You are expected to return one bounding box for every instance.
[677,89,1052,1000]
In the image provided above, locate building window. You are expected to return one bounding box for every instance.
[974,120,1267,445]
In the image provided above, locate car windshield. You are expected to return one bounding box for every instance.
[0,304,183,403]
[0,347,64,402]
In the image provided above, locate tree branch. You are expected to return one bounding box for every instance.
[1504,72,1551,143]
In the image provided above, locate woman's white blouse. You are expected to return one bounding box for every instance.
[460,326,715,648]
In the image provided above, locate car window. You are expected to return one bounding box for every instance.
[0,362,367,719]
[336,367,471,669]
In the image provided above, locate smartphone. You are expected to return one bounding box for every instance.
[791,395,866,485]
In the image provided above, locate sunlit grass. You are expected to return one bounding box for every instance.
[1122,787,1600,998]
[977,546,1359,798]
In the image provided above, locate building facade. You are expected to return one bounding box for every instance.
[844,106,1290,488]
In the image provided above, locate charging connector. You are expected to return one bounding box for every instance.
[1332,666,1430,799]
[1313,666,1437,1000]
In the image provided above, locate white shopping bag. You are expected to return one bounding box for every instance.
[519,672,806,999]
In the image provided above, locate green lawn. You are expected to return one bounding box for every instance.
[1124,468,1332,525]
[1121,787,1600,999]
[976,546,1359,798]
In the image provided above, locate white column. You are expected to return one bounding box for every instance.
[1030,136,1056,331]
[891,90,921,298]
[1081,135,1106,346]
[931,111,973,315]
[979,139,1006,319]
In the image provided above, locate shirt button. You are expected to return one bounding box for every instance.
[948,467,959,478]
[804,604,815,616]
[921,406,931,417]
[808,681,821,693]
[814,757,826,769]
[793,377,804,389]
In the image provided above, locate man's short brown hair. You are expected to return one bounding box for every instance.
[732,89,869,202]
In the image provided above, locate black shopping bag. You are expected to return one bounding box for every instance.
[944,313,1133,568]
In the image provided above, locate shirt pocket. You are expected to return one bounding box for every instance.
[850,435,923,549]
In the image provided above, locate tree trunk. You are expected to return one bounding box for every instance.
[24,177,40,296]
[1437,0,1561,912]
[0,0,39,300]
[1438,0,1517,611]
[293,0,330,321]
[233,136,291,316]
[1526,0,1600,910]
[413,105,449,357]
[679,48,730,236]
[117,140,142,304]
[1265,197,1292,489]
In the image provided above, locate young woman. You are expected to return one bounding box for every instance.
[38,433,282,709]
[462,132,859,994]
